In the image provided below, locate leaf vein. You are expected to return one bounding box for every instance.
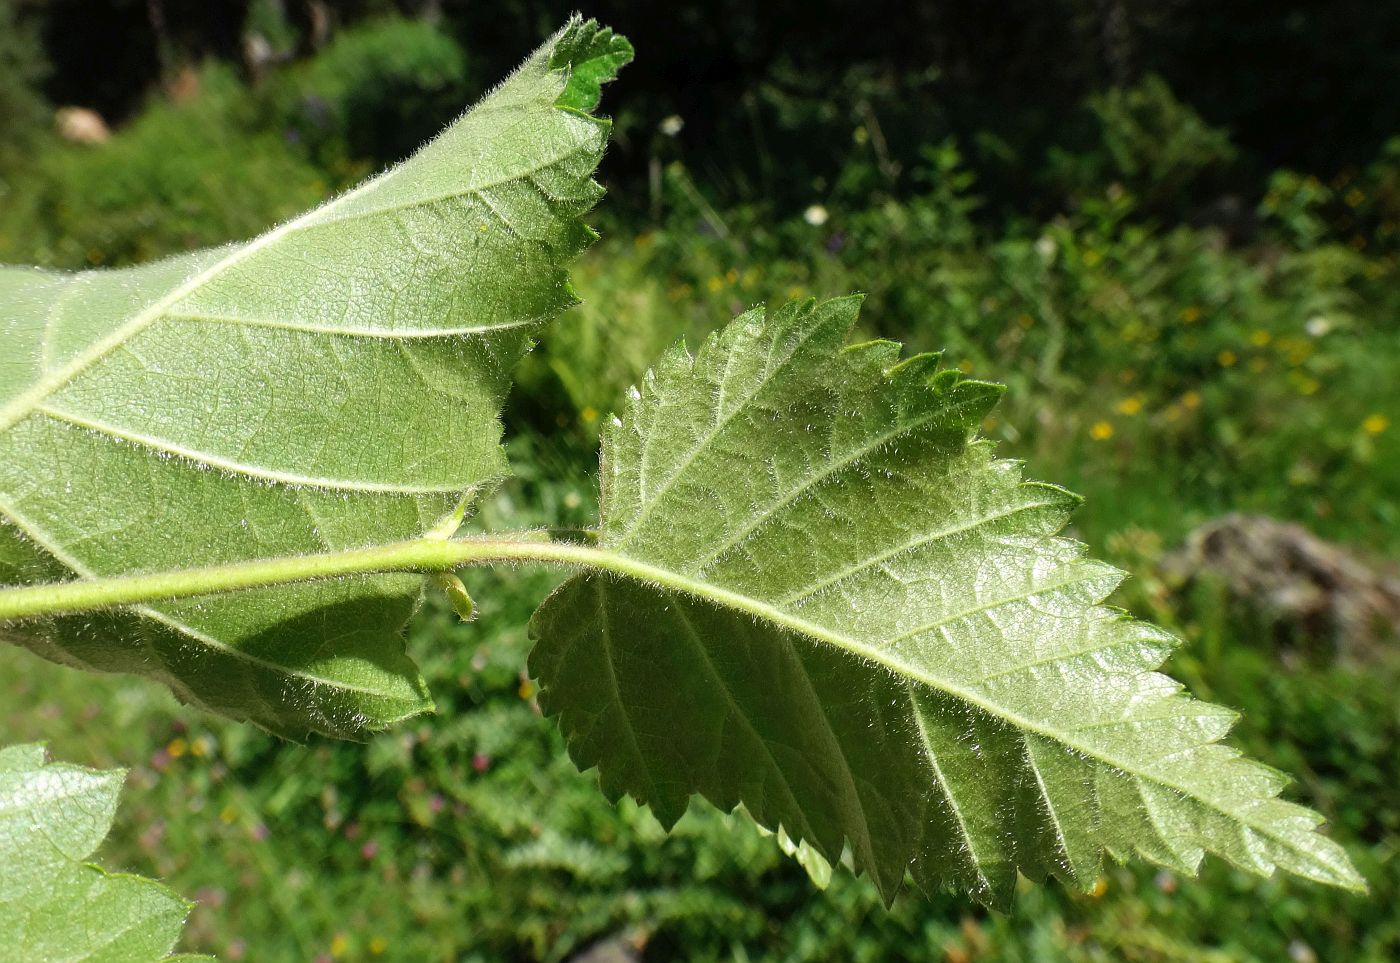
[690,393,990,574]
[777,496,1066,607]
[35,407,461,494]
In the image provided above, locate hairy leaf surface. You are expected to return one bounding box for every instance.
[0,20,629,737]
[0,744,212,961]
[530,297,1364,906]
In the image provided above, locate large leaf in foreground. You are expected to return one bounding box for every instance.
[0,744,211,961]
[530,297,1364,906]
[0,20,630,738]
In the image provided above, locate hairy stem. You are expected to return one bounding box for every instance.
[0,535,814,628]
[0,534,837,662]
[0,536,613,620]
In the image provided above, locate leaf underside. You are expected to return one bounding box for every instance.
[0,744,211,962]
[0,20,630,738]
[529,297,1365,907]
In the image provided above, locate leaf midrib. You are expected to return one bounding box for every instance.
[568,545,1330,864]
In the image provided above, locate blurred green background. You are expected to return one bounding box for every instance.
[2,1,1397,960]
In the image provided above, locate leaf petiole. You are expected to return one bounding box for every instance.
[0,536,593,620]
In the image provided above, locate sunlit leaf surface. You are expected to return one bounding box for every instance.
[0,743,212,961]
[0,20,630,738]
[531,297,1364,906]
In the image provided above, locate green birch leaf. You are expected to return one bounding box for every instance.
[529,296,1365,907]
[0,19,629,738]
[0,743,212,962]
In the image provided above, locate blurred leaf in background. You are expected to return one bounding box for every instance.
[277,18,470,170]
[0,0,50,172]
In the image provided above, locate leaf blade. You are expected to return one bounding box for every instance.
[0,19,630,738]
[531,296,1364,905]
[0,744,201,961]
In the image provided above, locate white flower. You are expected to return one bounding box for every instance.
[1035,235,1057,261]
[1305,315,1331,338]
[803,204,829,227]
[659,114,684,137]
[1288,939,1318,963]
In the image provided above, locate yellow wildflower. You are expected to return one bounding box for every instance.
[1090,421,1115,441]
[580,406,598,424]
[1363,414,1390,435]
[518,679,537,700]
[1249,329,1272,347]
[167,738,188,759]
[1217,349,1237,368]
[1082,249,1102,267]
[370,936,388,956]
[220,805,237,825]
[705,275,724,293]
[330,934,349,959]
[1278,336,1314,366]
[1115,395,1144,416]
[1180,305,1202,323]
[1181,390,1202,410]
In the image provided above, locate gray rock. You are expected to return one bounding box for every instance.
[1161,513,1400,662]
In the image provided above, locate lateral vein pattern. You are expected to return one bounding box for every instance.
[0,20,631,738]
[529,296,1363,906]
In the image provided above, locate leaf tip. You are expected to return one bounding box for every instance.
[549,18,633,113]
